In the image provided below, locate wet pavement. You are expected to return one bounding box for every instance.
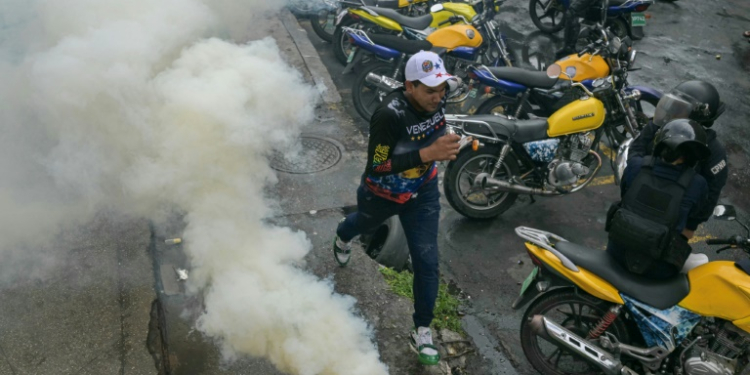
[296,0,750,373]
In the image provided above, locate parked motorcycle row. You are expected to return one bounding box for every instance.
[290,1,750,375]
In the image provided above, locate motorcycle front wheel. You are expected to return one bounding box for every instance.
[520,289,631,375]
[529,0,567,34]
[352,62,398,122]
[443,146,520,220]
[310,8,337,42]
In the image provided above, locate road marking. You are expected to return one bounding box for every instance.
[689,234,715,244]
[589,175,615,187]
[599,142,616,160]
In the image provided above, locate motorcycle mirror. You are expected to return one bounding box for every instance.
[430,3,444,13]
[546,64,562,78]
[713,205,737,221]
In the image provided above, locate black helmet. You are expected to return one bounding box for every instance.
[672,80,725,127]
[653,119,711,166]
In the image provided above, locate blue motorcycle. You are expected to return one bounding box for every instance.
[529,0,654,39]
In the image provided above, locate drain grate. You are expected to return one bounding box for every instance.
[269,135,343,174]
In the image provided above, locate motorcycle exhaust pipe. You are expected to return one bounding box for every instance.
[365,73,404,91]
[529,315,636,375]
[474,173,559,195]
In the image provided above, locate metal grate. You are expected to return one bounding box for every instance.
[269,135,343,174]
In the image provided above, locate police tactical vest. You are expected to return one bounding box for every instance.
[606,157,695,274]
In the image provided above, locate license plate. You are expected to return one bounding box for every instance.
[518,267,539,296]
[631,13,646,27]
[335,9,347,26]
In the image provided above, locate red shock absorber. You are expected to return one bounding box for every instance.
[587,305,623,340]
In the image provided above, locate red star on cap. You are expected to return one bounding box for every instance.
[435,72,443,78]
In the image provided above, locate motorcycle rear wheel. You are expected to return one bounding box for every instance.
[333,16,358,65]
[529,0,567,34]
[520,289,631,375]
[475,94,533,118]
[352,62,399,122]
[443,146,520,220]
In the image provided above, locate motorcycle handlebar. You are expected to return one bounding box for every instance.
[707,236,747,246]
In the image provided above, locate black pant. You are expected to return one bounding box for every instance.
[562,0,603,49]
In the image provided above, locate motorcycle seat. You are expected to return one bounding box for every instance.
[364,7,434,30]
[554,241,690,310]
[370,33,433,55]
[456,115,548,144]
[484,67,559,89]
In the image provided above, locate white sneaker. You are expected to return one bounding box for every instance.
[332,235,351,267]
[410,326,440,365]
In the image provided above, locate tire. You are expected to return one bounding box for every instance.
[310,8,336,43]
[520,289,631,375]
[475,95,531,118]
[608,17,629,40]
[360,216,410,271]
[529,0,567,34]
[333,17,358,65]
[288,0,315,16]
[608,96,660,145]
[352,62,397,122]
[443,146,520,220]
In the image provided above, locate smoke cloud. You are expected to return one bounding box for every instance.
[0,0,388,374]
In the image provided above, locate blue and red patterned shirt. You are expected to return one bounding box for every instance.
[364,90,447,203]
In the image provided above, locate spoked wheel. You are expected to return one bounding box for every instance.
[443,147,520,220]
[352,62,398,122]
[529,0,567,34]
[521,31,561,70]
[310,8,337,42]
[608,96,659,145]
[608,17,629,40]
[520,290,631,375]
[333,17,358,65]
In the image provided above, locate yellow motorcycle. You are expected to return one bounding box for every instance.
[442,64,641,219]
[311,0,431,42]
[513,204,750,375]
[332,0,496,65]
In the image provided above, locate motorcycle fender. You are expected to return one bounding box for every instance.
[335,9,348,26]
[626,85,662,104]
[525,243,624,305]
[349,9,403,32]
[614,138,633,186]
[512,267,573,310]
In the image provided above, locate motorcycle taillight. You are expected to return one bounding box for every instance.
[526,249,543,267]
[635,4,649,11]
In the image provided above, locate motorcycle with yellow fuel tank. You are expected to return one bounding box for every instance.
[311,0,434,43]
[512,204,750,375]
[333,0,505,65]
[473,25,661,144]
[442,63,642,219]
[347,1,512,121]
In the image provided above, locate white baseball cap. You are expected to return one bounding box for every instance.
[404,50,454,88]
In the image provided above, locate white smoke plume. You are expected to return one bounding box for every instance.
[0,0,388,374]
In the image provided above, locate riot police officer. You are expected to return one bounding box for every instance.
[629,80,727,239]
[607,119,710,279]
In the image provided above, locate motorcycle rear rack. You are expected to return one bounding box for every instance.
[342,27,375,46]
[515,226,579,272]
[445,114,504,143]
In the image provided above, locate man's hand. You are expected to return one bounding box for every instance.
[420,134,461,162]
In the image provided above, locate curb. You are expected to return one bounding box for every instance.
[278,8,342,104]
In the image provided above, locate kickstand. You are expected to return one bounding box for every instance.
[528,194,536,204]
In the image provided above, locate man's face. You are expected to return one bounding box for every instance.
[406,80,446,113]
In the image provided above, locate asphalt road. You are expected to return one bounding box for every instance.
[296,0,750,373]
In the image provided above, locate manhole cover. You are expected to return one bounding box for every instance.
[270,135,343,174]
